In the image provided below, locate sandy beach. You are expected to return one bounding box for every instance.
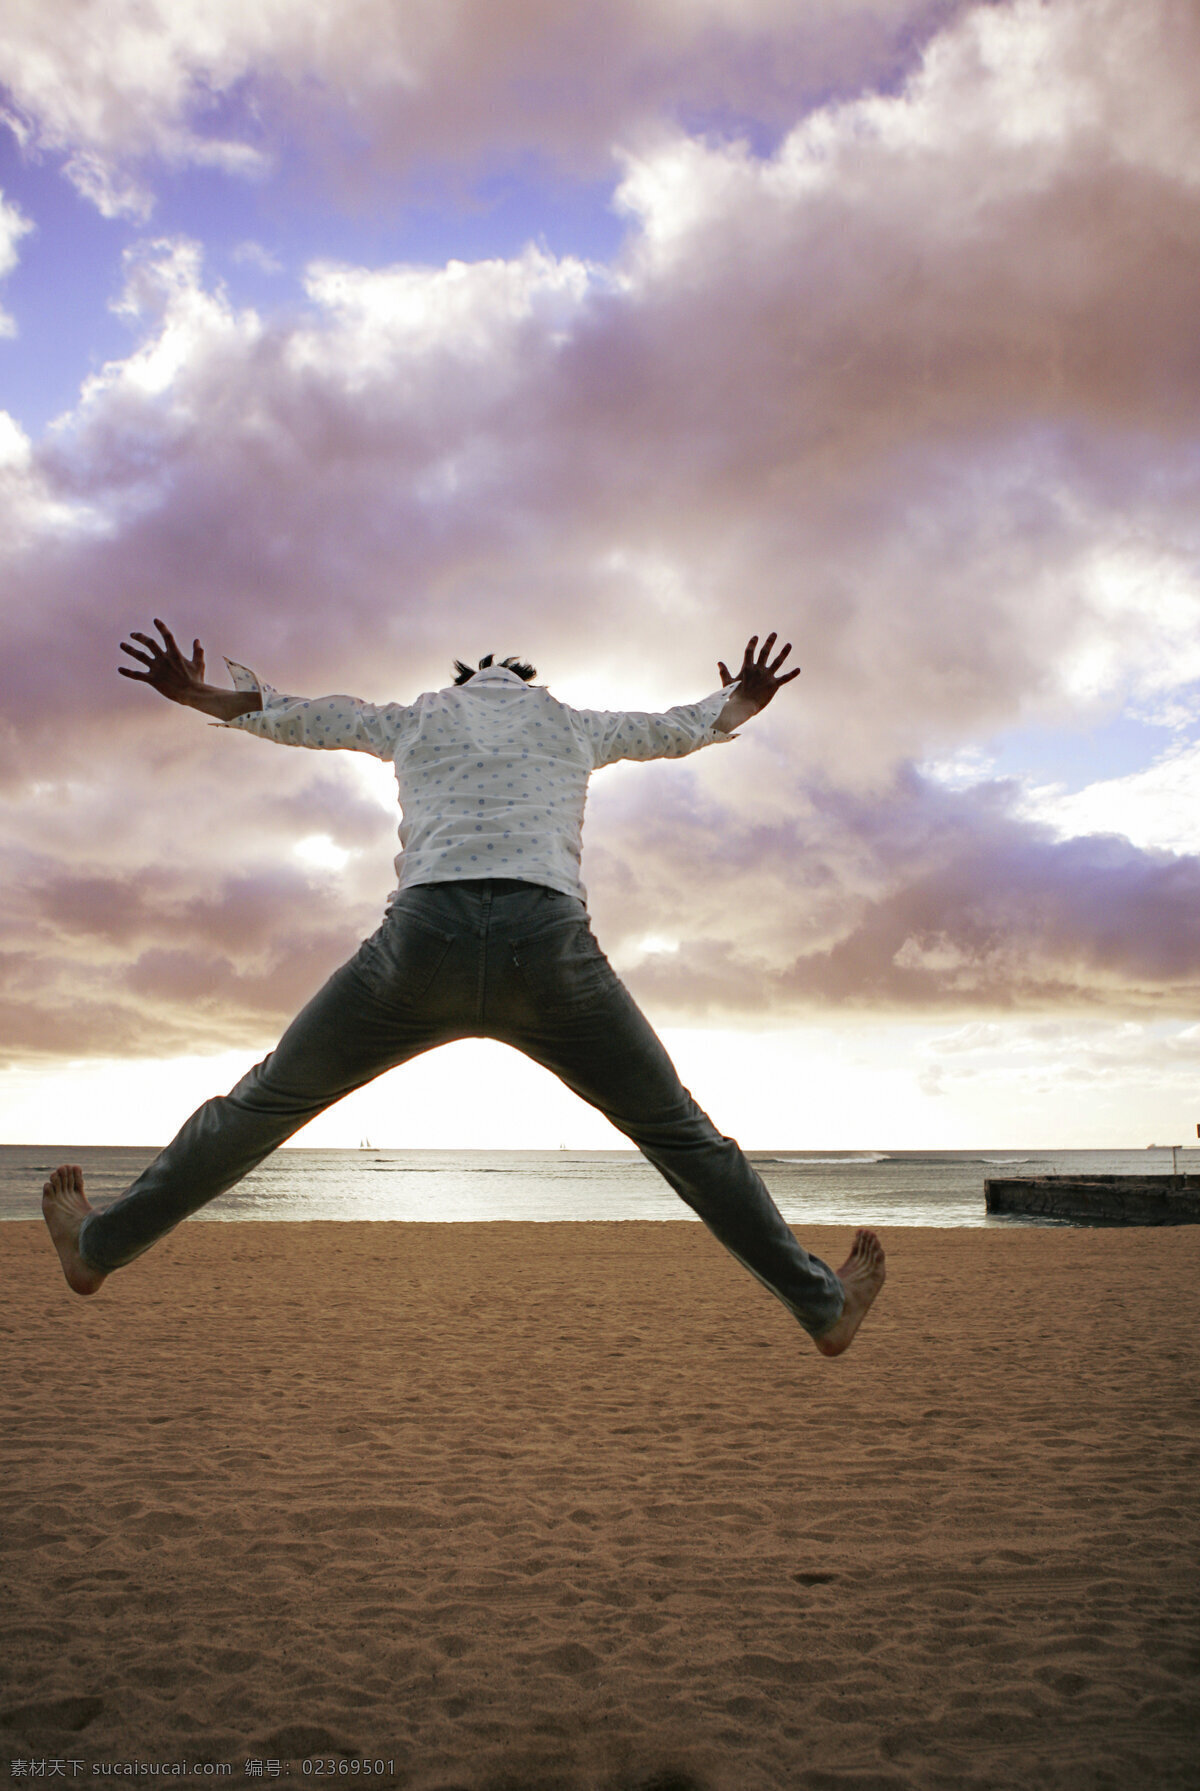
[3,1219,1198,1790]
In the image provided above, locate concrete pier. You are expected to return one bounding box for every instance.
[984,1174,1200,1225]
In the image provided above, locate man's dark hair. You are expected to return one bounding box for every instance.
[453,654,537,686]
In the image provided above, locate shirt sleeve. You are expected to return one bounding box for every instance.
[571,685,740,769]
[218,659,409,759]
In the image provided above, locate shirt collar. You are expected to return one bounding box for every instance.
[461,665,530,688]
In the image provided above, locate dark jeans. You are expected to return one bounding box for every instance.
[78,879,844,1336]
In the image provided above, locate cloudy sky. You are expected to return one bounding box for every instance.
[1,0,1198,1150]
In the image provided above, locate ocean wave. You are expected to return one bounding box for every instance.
[768,1154,888,1166]
[869,1154,1046,1166]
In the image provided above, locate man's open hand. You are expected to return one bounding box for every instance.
[118,618,261,720]
[714,633,800,733]
[119,619,208,707]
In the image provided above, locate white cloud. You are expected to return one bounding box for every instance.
[70,238,262,423]
[865,0,1200,184]
[921,1014,1200,1086]
[617,0,1200,273]
[1053,542,1200,710]
[231,240,284,275]
[0,187,32,335]
[1024,739,1200,856]
[293,833,352,872]
[1,0,1194,249]
[0,0,964,211]
[60,150,154,222]
[297,248,598,383]
[0,0,278,207]
[0,408,109,546]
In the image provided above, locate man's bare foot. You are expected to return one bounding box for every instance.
[42,1165,107,1296]
[813,1228,885,1358]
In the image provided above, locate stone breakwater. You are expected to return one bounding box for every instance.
[985,1174,1200,1225]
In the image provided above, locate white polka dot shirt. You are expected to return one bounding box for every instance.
[223,660,737,905]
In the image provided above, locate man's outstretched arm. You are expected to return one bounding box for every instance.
[119,618,262,720]
[713,632,800,734]
[121,617,407,757]
[574,630,801,767]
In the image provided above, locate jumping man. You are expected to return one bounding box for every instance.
[42,622,885,1356]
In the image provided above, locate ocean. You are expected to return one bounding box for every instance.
[3,1145,1194,1227]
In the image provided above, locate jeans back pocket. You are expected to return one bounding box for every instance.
[510,915,616,1016]
[354,910,455,1005]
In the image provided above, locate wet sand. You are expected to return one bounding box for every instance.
[3,1220,1198,1789]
